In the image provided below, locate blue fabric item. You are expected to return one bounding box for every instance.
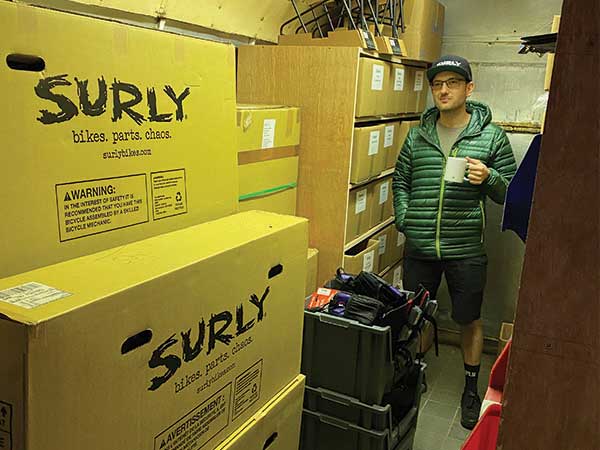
[502,134,542,242]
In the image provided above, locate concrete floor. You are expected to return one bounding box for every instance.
[413,344,496,450]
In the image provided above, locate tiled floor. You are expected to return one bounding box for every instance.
[413,344,496,450]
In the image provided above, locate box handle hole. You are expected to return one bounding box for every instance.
[263,432,278,449]
[268,264,283,279]
[6,54,46,72]
[121,329,153,354]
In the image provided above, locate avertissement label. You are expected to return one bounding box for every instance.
[56,174,149,241]
[0,282,71,310]
[154,384,231,450]
[151,169,188,220]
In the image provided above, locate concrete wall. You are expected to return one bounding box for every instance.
[434,0,563,338]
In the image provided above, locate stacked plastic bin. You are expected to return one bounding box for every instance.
[300,311,424,450]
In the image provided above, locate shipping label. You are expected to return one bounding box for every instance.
[414,71,425,92]
[393,266,403,287]
[368,131,380,156]
[384,125,395,148]
[0,282,71,310]
[371,65,385,91]
[378,235,387,256]
[363,250,375,272]
[355,189,367,215]
[56,174,149,241]
[261,119,276,149]
[379,182,390,205]
[394,68,405,91]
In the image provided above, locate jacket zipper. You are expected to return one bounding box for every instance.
[479,199,486,243]
[435,145,461,259]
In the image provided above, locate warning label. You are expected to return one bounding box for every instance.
[232,360,262,420]
[55,174,149,241]
[154,384,231,450]
[0,401,12,450]
[0,282,71,310]
[151,169,188,220]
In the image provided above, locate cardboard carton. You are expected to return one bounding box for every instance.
[387,63,410,114]
[370,176,393,227]
[351,125,387,183]
[216,375,305,450]
[384,259,404,288]
[238,156,299,215]
[343,239,380,275]
[356,58,388,117]
[388,229,406,266]
[0,2,238,278]
[236,105,301,152]
[0,211,308,450]
[400,0,445,62]
[236,104,301,215]
[346,187,373,243]
[306,248,319,297]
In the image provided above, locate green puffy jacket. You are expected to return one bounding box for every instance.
[392,101,517,260]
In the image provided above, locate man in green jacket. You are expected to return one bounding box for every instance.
[392,55,517,429]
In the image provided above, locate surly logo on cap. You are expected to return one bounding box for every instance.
[436,60,462,67]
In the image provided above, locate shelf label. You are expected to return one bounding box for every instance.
[378,235,387,256]
[379,181,389,205]
[363,250,375,272]
[394,68,405,91]
[371,64,385,91]
[414,71,425,92]
[355,189,367,214]
[384,125,395,148]
[368,131,380,156]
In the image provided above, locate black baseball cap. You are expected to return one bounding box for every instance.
[427,55,473,82]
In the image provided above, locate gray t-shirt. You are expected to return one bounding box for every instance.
[436,121,467,158]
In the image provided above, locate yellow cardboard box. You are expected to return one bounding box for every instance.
[343,239,380,275]
[216,375,305,450]
[236,104,301,152]
[383,259,404,288]
[389,229,406,266]
[351,125,387,183]
[236,104,300,215]
[356,58,388,118]
[387,63,410,115]
[238,156,299,216]
[371,176,393,227]
[0,211,308,450]
[346,187,373,244]
[306,248,319,297]
[0,2,238,278]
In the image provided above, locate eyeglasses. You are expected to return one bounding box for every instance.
[430,78,466,91]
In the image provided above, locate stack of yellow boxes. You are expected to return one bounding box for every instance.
[0,3,306,450]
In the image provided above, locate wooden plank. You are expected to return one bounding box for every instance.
[500,348,599,450]
[344,217,395,252]
[237,46,360,286]
[499,0,600,448]
[350,168,395,190]
[355,113,421,124]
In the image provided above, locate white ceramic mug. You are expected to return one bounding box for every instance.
[445,157,469,183]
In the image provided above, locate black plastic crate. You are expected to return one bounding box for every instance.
[304,386,393,431]
[394,426,416,450]
[300,409,392,450]
[302,310,395,404]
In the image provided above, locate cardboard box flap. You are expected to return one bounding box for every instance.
[0,211,308,325]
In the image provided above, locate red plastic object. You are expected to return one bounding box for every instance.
[485,339,511,404]
[461,403,502,450]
